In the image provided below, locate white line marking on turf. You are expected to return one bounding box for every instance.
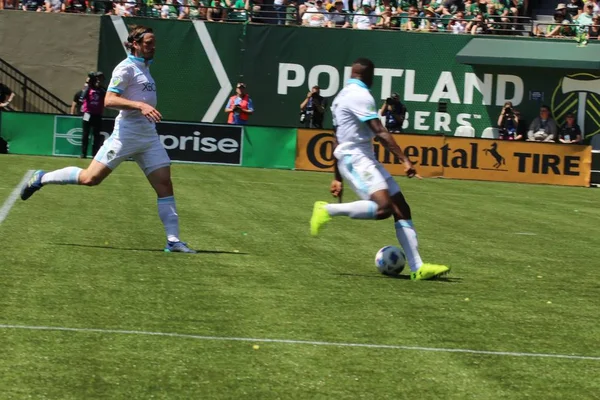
[1,324,599,361]
[514,232,537,236]
[0,170,33,225]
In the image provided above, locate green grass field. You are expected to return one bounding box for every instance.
[1,155,600,399]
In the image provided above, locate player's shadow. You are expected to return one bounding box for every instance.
[51,243,249,255]
[335,272,461,283]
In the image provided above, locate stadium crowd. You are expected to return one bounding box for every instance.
[0,0,536,34]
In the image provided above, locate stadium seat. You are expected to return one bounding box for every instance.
[454,126,475,137]
[481,127,500,139]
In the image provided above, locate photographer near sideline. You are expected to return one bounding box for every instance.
[300,85,327,129]
[79,71,106,159]
[497,101,522,140]
[378,92,406,133]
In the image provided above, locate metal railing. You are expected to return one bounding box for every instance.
[0,57,70,114]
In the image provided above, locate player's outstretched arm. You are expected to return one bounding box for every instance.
[330,131,343,200]
[105,92,162,123]
[367,118,419,179]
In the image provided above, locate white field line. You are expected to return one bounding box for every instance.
[0,170,33,225]
[1,324,599,361]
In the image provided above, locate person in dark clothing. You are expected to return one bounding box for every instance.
[79,72,106,158]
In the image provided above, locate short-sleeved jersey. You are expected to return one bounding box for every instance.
[331,79,379,159]
[107,55,158,138]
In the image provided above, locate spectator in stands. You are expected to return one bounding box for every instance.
[527,105,558,142]
[425,0,445,15]
[588,15,600,38]
[302,0,329,27]
[300,85,326,128]
[419,6,439,31]
[353,0,377,29]
[22,0,44,11]
[1,0,17,9]
[376,5,396,28]
[66,0,87,12]
[328,0,351,27]
[442,0,464,15]
[554,3,573,22]
[207,0,225,20]
[375,0,399,29]
[45,0,65,12]
[449,10,468,33]
[285,0,299,25]
[537,11,565,36]
[497,101,520,140]
[558,113,582,144]
[404,5,419,30]
[561,19,577,37]
[466,12,489,34]
[566,0,583,19]
[577,1,594,26]
[484,2,505,33]
[225,83,254,125]
[397,0,417,13]
[160,0,185,18]
[183,0,207,19]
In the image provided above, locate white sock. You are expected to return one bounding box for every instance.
[158,196,180,242]
[395,220,423,272]
[40,167,82,185]
[325,200,377,219]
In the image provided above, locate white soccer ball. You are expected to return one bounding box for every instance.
[375,246,406,275]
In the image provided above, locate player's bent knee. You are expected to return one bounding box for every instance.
[376,204,393,220]
[79,172,104,186]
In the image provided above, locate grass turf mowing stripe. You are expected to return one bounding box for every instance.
[2,324,600,362]
[0,170,33,225]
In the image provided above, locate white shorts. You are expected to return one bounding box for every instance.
[94,135,170,176]
[337,153,401,200]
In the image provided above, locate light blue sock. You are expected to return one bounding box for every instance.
[395,220,423,272]
[158,196,180,242]
[325,200,377,219]
[40,167,82,185]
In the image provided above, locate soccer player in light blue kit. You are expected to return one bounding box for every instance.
[310,58,450,280]
[20,25,196,253]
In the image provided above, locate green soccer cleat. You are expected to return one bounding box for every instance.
[310,201,331,236]
[411,263,451,281]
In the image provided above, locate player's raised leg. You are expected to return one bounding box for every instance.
[311,155,391,236]
[20,160,113,201]
[145,163,196,254]
[390,190,449,280]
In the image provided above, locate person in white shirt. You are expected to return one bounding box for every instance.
[302,0,329,27]
[353,0,377,29]
[20,25,196,253]
[310,58,451,281]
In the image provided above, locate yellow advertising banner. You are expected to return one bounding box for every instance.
[295,129,445,178]
[295,130,592,187]
[442,137,591,187]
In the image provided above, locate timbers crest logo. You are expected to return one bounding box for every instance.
[552,73,600,141]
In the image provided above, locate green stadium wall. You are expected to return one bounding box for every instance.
[98,17,600,142]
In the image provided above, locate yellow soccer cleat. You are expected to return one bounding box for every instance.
[310,201,331,236]
[410,263,451,281]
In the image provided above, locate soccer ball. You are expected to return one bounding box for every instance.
[375,246,406,275]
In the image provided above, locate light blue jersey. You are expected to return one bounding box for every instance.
[107,55,158,139]
[331,79,379,159]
